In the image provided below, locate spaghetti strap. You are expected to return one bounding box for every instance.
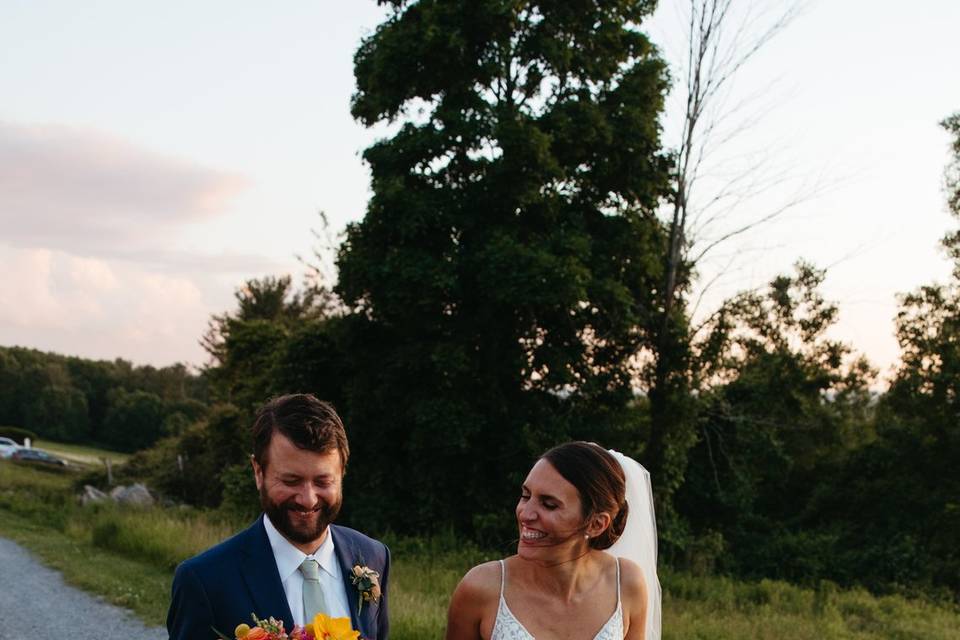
[616,557,622,601]
[499,559,506,599]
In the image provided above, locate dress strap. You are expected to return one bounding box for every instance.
[499,559,506,599]
[615,557,622,603]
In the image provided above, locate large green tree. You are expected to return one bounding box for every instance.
[336,0,671,534]
[100,389,167,452]
[201,275,324,410]
[676,262,874,577]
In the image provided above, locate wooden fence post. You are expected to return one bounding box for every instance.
[101,457,113,486]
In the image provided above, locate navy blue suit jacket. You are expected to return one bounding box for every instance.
[167,516,390,640]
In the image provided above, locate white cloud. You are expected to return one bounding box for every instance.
[0,246,222,365]
[0,248,63,328]
[0,121,250,254]
[68,255,119,292]
[0,122,298,365]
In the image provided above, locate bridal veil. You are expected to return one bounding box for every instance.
[605,450,661,640]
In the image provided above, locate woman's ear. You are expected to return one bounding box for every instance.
[585,511,612,539]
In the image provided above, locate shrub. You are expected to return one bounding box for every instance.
[218,462,259,522]
[0,426,38,444]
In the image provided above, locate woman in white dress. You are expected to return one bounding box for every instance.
[445,442,660,640]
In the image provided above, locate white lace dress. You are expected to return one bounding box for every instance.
[490,558,624,640]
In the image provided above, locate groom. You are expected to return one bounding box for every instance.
[167,394,390,639]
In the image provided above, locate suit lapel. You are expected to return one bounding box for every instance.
[331,525,365,637]
[239,515,294,628]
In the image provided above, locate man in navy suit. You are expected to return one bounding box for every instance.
[167,394,390,639]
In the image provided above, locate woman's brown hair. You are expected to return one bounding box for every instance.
[541,441,629,550]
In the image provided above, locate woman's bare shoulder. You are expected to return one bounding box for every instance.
[446,560,504,639]
[615,556,650,602]
[453,560,503,601]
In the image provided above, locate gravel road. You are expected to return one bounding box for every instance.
[0,536,167,639]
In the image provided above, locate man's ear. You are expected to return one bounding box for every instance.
[251,454,264,491]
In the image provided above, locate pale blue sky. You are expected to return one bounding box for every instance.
[1,1,958,384]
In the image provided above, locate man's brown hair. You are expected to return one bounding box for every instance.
[251,394,349,472]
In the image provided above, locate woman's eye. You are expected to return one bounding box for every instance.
[519,494,530,501]
[543,502,557,510]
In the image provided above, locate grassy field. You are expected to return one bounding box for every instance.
[33,438,130,468]
[1,459,959,639]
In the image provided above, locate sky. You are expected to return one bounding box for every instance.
[1,1,959,385]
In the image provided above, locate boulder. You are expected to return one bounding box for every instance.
[109,483,155,507]
[81,484,109,505]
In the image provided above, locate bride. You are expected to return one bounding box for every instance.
[445,442,661,640]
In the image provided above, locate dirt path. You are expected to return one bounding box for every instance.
[0,536,166,639]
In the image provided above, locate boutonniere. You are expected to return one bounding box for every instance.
[349,559,381,615]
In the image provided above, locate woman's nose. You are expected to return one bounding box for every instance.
[518,502,537,522]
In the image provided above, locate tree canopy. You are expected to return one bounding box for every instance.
[336,0,672,534]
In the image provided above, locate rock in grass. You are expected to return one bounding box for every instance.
[81,485,109,505]
[109,483,155,507]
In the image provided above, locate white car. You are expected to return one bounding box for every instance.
[0,437,22,459]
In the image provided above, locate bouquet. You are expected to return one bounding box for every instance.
[215,613,361,640]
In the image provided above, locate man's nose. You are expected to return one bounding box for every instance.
[294,483,318,507]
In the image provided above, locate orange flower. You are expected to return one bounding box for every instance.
[310,613,360,640]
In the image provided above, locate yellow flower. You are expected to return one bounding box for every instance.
[310,613,360,640]
[234,623,251,639]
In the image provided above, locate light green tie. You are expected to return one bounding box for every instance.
[299,558,329,622]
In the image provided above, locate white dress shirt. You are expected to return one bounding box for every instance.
[262,515,352,626]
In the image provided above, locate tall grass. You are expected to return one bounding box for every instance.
[2,459,959,638]
[660,571,960,639]
[79,504,236,569]
[0,460,236,568]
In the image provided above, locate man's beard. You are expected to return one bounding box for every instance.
[261,485,342,545]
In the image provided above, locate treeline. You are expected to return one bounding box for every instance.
[0,346,207,452]
[129,253,955,598]
[113,252,959,599]
[21,1,959,603]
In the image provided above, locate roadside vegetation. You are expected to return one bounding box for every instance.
[34,439,130,468]
[2,459,958,639]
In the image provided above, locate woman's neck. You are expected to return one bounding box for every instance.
[519,547,600,601]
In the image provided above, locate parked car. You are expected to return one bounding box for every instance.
[11,448,67,467]
[0,437,21,459]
